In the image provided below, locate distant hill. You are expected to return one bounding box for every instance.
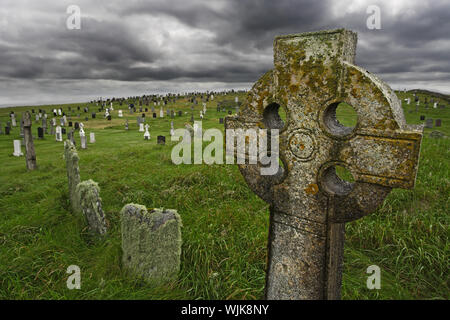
[406,89,450,103]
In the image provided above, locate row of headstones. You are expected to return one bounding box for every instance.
[420,116,443,128]
[64,140,182,284]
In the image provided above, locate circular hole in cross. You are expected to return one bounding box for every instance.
[321,165,355,196]
[263,103,286,130]
[323,102,358,137]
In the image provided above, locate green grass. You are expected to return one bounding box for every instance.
[0,91,448,300]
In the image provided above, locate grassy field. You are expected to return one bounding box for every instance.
[0,91,448,300]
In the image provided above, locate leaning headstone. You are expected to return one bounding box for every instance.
[76,179,107,236]
[64,140,81,213]
[425,119,433,128]
[225,29,423,300]
[121,204,182,284]
[13,140,24,157]
[435,119,442,127]
[23,112,37,170]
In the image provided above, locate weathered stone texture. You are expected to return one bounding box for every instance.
[225,29,423,300]
[76,179,107,235]
[64,140,81,214]
[121,204,182,284]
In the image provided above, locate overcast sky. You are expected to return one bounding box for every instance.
[1,0,449,107]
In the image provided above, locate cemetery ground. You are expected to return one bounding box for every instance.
[0,91,448,300]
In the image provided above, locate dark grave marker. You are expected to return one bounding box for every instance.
[92,113,96,119]
[107,115,112,121]
[153,113,157,118]
[69,122,73,127]
[219,118,224,124]
[5,126,10,135]
[420,115,425,120]
[62,128,66,135]
[37,127,44,139]
[157,136,166,145]
[74,122,79,130]
[435,119,441,127]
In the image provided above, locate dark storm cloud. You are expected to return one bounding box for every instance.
[0,0,449,106]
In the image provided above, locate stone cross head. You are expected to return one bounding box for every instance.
[225,29,423,300]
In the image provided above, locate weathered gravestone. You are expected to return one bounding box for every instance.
[225,29,423,300]
[64,140,81,214]
[75,180,107,235]
[121,204,182,284]
[23,112,37,170]
[435,119,442,127]
[425,119,433,128]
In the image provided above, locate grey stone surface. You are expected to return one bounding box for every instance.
[225,29,423,300]
[76,179,107,235]
[121,204,182,284]
[64,140,81,214]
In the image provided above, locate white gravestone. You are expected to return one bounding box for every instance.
[90,132,95,143]
[433,102,438,109]
[139,123,144,132]
[118,110,123,117]
[56,126,62,142]
[144,124,150,140]
[13,140,23,156]
[170,121,174,137]
[160,108,164,118]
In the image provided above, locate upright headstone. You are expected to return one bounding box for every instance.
[56,126,63,141]
[64,140,81,213]
[425,119,433,128]
[225,29,423,300]
[139,123,145,132]
[157,135,166,145]
[37,127,44,139]
[125,120,129,130]
[144,124,150,140]
[420,115,425,121]
[13,140,24,157]
[121,204,182,284]
[22,112,37,170]
[118,110,123,117]
[435,119,441,127]
[90,132,96,143]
